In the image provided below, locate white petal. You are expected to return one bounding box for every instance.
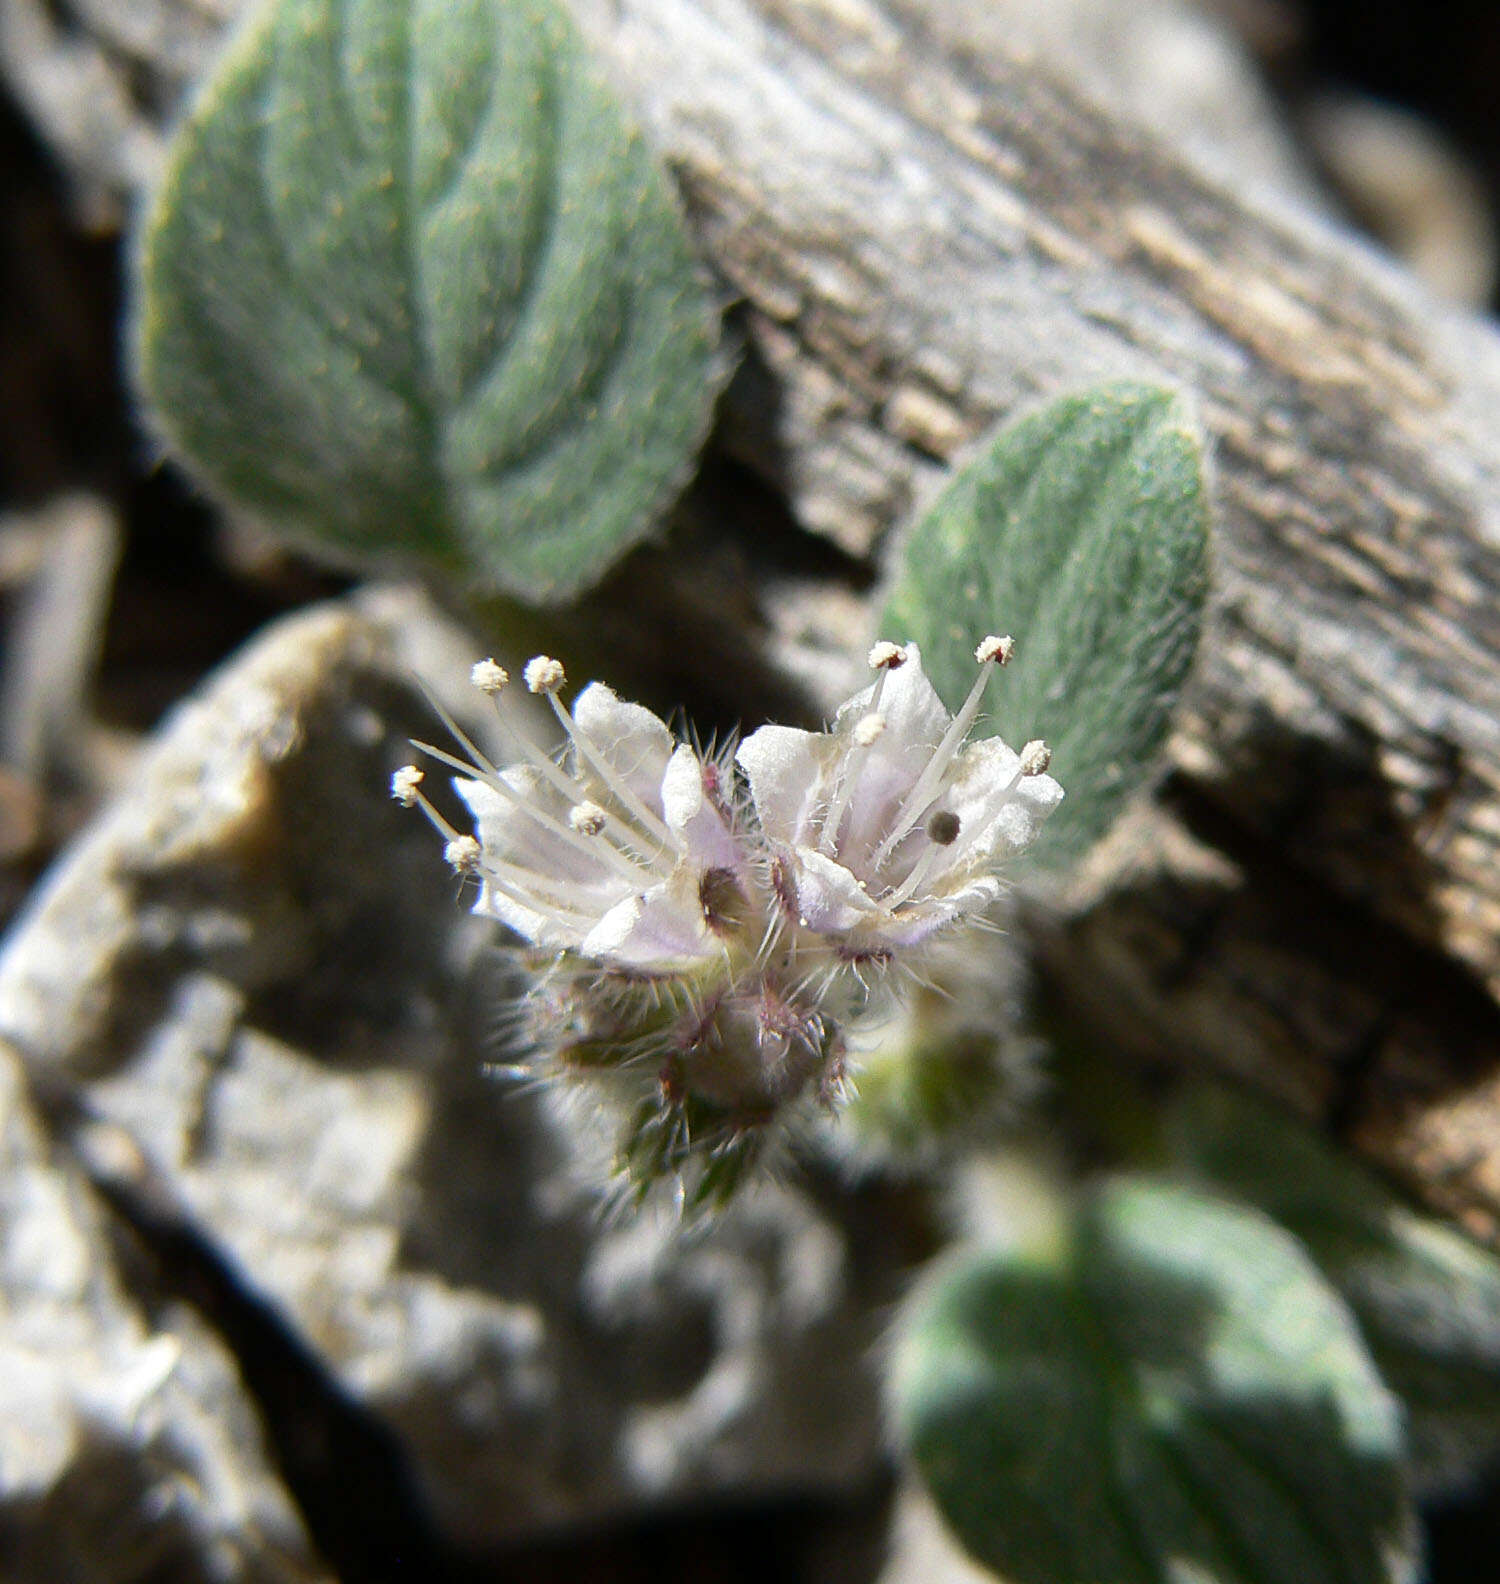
[828,645,953,866]
[787,846,882,933]
[735,725,836,846]
[879,874,1002,948]
[943,740,1065,862]
[660,745,742,872]
[469,884,574,949]
[572,683,675,810]
[981,774,1065,859]
[866,642,950,748]
[942,738,1022,831]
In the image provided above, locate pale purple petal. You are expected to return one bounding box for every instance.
[581,877,718,969]
[660,744,741,872]
[829,645,954,863]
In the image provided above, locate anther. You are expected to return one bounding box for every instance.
[471,658,510,694]
[524,655,566,694]
[1019,739,1052,777]
[569,800,608,836]
[975,634,1014,666]
[852,713,886,748]
[926,809,961,846]
[868,640,907,671]
[391,765,425,806]
[444,835,482,874]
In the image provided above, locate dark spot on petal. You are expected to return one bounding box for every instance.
[700,866,750,933]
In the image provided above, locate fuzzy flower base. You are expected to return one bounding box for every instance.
[394,640,1062,1211]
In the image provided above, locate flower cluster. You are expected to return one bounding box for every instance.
[394,639,1061,1208]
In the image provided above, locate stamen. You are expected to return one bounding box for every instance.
[543,691,679,854]
[444,835,482,874]
[417,682,502,778]
[569,801,609,836]
[524,655,566,694]
[852,713,886,748]
[410,739,666,884]
[818,643,905,855]
[926,809,961,845]
[868,640,908,670]
[871,634,1010,867]
[404,784,463,845]
[449,655,681,866]
[427,675,632,843]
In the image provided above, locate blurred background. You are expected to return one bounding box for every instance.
[3,1,1500,1579]
[6,0,1500,932]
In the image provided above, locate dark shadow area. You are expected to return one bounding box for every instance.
[1297,0,1500,311]
[102,464,349,733]
[0,95,121,506]
[1428,1469,1500,1584]
[1216,0,1500,311]
[1153,708,1500,1139]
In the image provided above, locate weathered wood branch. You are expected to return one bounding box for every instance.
[11,0,1500,1236]
[567,0,1500,1236]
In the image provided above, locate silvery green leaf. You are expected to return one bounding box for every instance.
[882,384,1209,867]
[1172,1083,1500,1496]
[133,0,721,602]
[890,1177,1418,1584]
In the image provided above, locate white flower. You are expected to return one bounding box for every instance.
[407,660,743,973]
[397,637,1066,1209]
[735,639,1062,950]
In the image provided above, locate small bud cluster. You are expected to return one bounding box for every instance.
[395,639,1062,1211]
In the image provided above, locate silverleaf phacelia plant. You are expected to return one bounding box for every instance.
[394,637,1061,1208]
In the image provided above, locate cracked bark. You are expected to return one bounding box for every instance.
[564,0,1500,1240]
[10,0,1500,1238]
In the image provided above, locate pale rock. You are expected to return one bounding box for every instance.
[0,588,892,1559]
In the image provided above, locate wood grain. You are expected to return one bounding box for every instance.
[10,0,1500,1234]
[569,0,1500,1236]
